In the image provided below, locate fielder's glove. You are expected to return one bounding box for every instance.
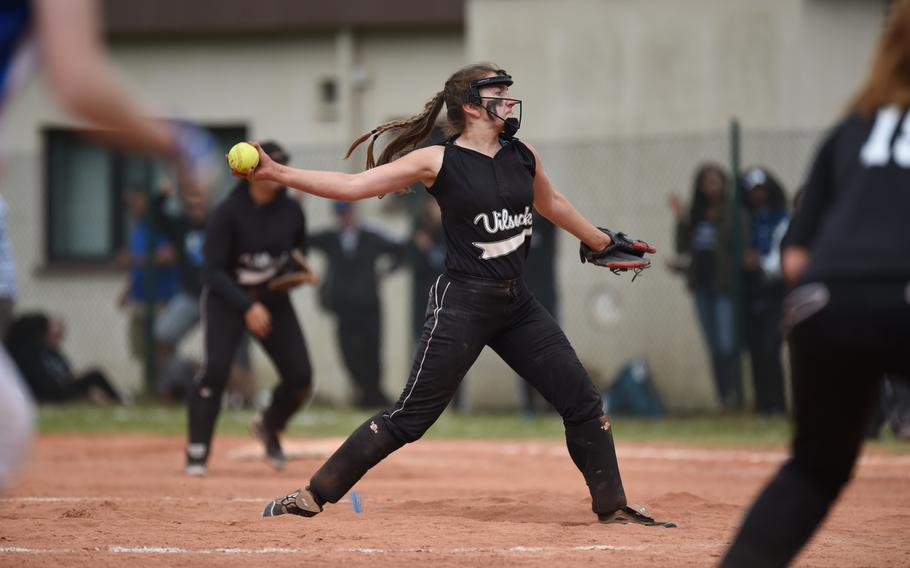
[580,227,656,280]
[267,249,319,293]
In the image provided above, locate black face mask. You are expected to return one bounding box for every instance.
[482,97,522,138]
[467,70,523,138]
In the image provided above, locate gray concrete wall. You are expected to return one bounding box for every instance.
[467,0,883,138]
[1,30,463,404]
[460,0,884,410]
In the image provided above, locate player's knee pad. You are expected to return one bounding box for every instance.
[309,412,405,503]
[560,397,604,427]
[564,415,627,514]
[192,360,231,391]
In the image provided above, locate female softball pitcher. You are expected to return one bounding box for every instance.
[722,3,910,566]
[235,63,673,527]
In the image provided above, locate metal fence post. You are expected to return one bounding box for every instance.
[729,118,745,409]
[142,175,158,397]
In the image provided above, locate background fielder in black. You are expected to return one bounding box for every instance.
[241,63,671,527]
[185,141,314,475]
[722,4,910,565]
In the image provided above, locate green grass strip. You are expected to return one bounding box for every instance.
[35,403,910,452]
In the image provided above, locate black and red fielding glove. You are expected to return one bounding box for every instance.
[580,227,656,280]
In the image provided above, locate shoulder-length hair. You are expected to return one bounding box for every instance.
[849,0,910,115]
[689,162,729,225]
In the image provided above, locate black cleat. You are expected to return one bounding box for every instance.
[261,487,323,518]
[251,414,287,470]
[599,505,677,528]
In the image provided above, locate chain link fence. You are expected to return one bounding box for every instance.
[441,125,825,412]
[6,125,827,412]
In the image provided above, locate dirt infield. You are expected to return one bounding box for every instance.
[2,435,909,567]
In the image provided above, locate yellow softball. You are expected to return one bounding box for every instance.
[227,142,260,174]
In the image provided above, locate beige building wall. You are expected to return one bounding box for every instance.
[1,30,463,404]
[468,0,883,138]
[0,0,887,410]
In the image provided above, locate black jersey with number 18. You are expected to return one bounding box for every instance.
[427,136,537,281]
[788,106,910,283]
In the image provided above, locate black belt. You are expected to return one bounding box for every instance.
[445,271,522,290]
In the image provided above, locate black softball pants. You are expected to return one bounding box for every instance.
[722,280,910,568]
[188,289,313,461]
[310,272,627,515]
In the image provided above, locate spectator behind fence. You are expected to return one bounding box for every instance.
[115,186,178,374]
[668,163,739,409]
[5,312,123,404]
[741,166,789,416]
[310,201,407,408]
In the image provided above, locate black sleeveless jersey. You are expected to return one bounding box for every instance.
[427,136,536,280]
[789,107,910,283]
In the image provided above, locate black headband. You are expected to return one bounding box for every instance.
[466,70,513,105]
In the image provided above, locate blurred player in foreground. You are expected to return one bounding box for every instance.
[721,2,910,565]
[234,62,672,527]
[0,0,216,490]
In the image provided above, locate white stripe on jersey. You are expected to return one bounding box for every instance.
[471,227,532,260]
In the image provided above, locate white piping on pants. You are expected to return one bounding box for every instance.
[390,275,450,419]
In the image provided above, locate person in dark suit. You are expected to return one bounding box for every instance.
[310,202,406,408]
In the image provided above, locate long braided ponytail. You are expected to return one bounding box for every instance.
[345,63,505,170]
[344,91,445,169]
